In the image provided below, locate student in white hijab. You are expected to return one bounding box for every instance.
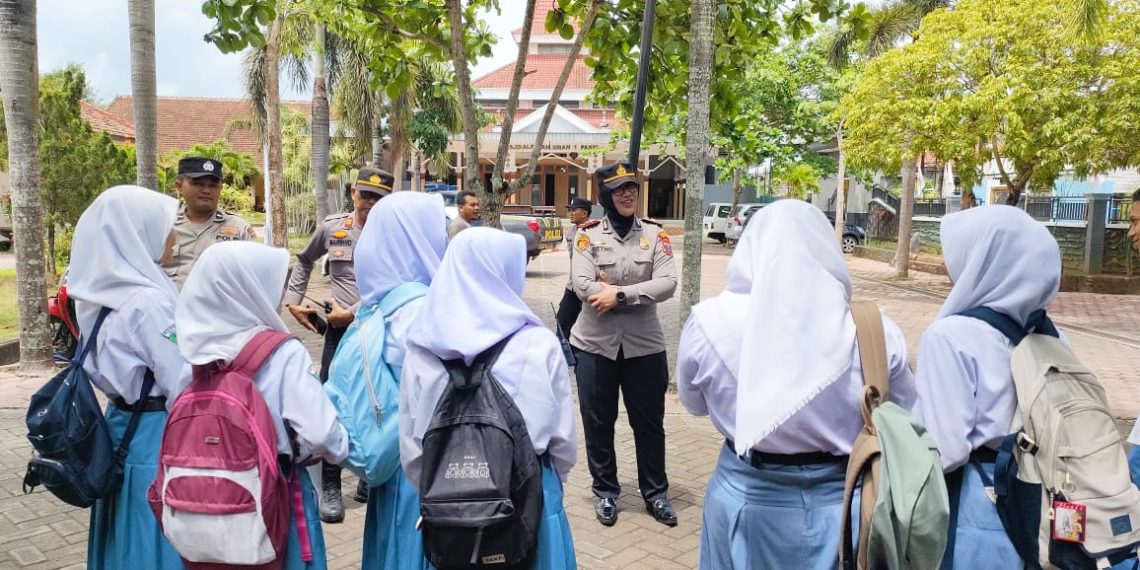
[914,205,1062,569]
[678,199,916,570]
[68,185,190,570]
[177,241,348,570]
[399,228,577,569]
[332,191,445,570]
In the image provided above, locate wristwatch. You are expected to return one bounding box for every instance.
[616,288,627,304]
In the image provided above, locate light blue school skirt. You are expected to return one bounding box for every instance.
[362,467,432,570]
[700,443,854,570]
[87,406,185,570]
[531,459,577,570]
[942,461,1027,570]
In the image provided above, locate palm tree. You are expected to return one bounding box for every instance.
[128,0,158,190]
[0,0,52,371]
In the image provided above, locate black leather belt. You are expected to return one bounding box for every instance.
[727,439,848,467]
[970,447,998,463]
[112,396,166,413]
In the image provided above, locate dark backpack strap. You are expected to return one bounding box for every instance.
[230,330,294,377]
[442,336,515,391]
[113,368,157,465]
[74,306,113,366]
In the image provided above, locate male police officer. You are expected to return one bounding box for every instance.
[164,157,256,287]
[282,166,391,523]
[570,160,679,527]
[556,197,594,340]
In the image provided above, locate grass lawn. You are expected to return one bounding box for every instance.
[288,235,309,254]
[241,211,267,226]
[0,269,18,342]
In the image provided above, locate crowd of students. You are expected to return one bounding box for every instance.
[61,177,1140,569]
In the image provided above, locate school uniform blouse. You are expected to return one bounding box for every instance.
[399,326,577,491]
[915,315,1030,472]
[677,310,917,456]
[81,289,192,407]
[251,338,348,462]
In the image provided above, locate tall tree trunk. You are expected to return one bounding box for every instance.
[681,0,714,325]
[446,0,483,199]
[833,124,848,242]
[371,107,383,167]
[411,149,422,192]
[730,168,743,211]
[0,0,51,371]
[128,0,158,190]
[895,156,916,279]
[487,0,538,225]
[393,156,405,192]
[311,23,330,222]
[265,15,287,247]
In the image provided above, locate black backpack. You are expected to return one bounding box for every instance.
[22,307,153,508]
[419,337,544,569]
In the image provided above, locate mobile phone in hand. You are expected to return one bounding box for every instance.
[306,312,328,335]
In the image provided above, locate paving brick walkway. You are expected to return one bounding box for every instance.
[0,241,1136,569]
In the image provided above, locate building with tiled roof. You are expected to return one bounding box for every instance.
[106,96,308,156]
[80,101,135,144]
[449,0,684,218]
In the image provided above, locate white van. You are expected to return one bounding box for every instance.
[703,202,733,244]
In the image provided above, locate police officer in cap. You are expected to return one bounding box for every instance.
[164,156,256,287]
[555,197,594,340]
[282,166,392,523]
[570,160,679,527]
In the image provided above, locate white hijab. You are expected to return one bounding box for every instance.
[69,185,180,340]
[937,205,1061,326]
[176,241,290,365]
[695,199,855,455]
[408,227,541,365]
[355,191,446,306]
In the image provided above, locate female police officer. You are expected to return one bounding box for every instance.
[570,160,678,527]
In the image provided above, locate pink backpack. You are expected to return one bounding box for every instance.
[147,331,312,570]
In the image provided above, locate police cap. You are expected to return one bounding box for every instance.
[355,167,394,196]
[567,197,593,212]
[178,156,223,180]
[596,160,639,191]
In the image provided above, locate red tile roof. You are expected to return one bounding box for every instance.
[80,101,135,142]
[105,96,309,156]
[481,106,621,132]
[474,54,594,91]
[513,0,560,35]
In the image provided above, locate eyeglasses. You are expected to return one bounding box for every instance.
[358,191,385,202]
[612,186,639,197]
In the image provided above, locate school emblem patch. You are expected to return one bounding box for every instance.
[161,324,178,344]
[658,231,673,256]
[575,233,591,251]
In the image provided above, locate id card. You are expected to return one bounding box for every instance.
[1053,501,1087,543]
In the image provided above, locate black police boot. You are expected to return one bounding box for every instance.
[319,463,344,524]
[353,478,369,504]
[595,497,618,526]
[645,497,678,527]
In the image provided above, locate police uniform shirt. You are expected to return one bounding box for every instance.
[677,307,916,456]
[165,205,256,287]
[283,212,362,309]
[569,217,678,360]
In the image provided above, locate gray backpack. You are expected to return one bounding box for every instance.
[964,307,1140,569]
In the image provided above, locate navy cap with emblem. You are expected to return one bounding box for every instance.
[596,160,639,192]
[568,197,593,212]
[178,156,224,180]
[355,167,394,196]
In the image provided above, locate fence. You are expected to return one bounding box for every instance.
[913,199,946,217]
[1024,196,1088,223]
[1108,194,1133,225]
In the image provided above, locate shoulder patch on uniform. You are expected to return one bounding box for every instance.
[308,364,320,380]
[658,230,673,256]
[575,233,591,251]
[579,219,601,229]
[161,324,178,344]
[641,217,663,227]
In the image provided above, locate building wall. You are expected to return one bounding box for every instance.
[1049,225,1087,271]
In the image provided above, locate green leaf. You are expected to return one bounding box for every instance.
[560,23,575,40]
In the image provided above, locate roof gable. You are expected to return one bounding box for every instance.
[106,96,309,155]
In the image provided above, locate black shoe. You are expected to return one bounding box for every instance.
[595,497,618,526]
[353,479,369,504]
[319,467,344,524]
[645,497,678,527]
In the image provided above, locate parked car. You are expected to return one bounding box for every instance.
[725,203,766,244]
[703,202,733,244]
[434,190,563,261]
[824,214,868,254]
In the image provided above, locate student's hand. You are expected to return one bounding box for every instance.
[588,283,619,314]
[327,299,355,328]
[287,304,319,333]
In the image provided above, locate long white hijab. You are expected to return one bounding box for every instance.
[694,199,855,455]
[69,185,180,340]
[176,241,290,365]
[354,191,446,306]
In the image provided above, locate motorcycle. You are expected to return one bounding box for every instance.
[47,270,78,361]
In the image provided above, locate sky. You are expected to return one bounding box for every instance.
[37,0,526,104]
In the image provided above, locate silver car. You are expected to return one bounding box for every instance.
[726,203,765,244]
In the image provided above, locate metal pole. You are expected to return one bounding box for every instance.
[627,0,657,167]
